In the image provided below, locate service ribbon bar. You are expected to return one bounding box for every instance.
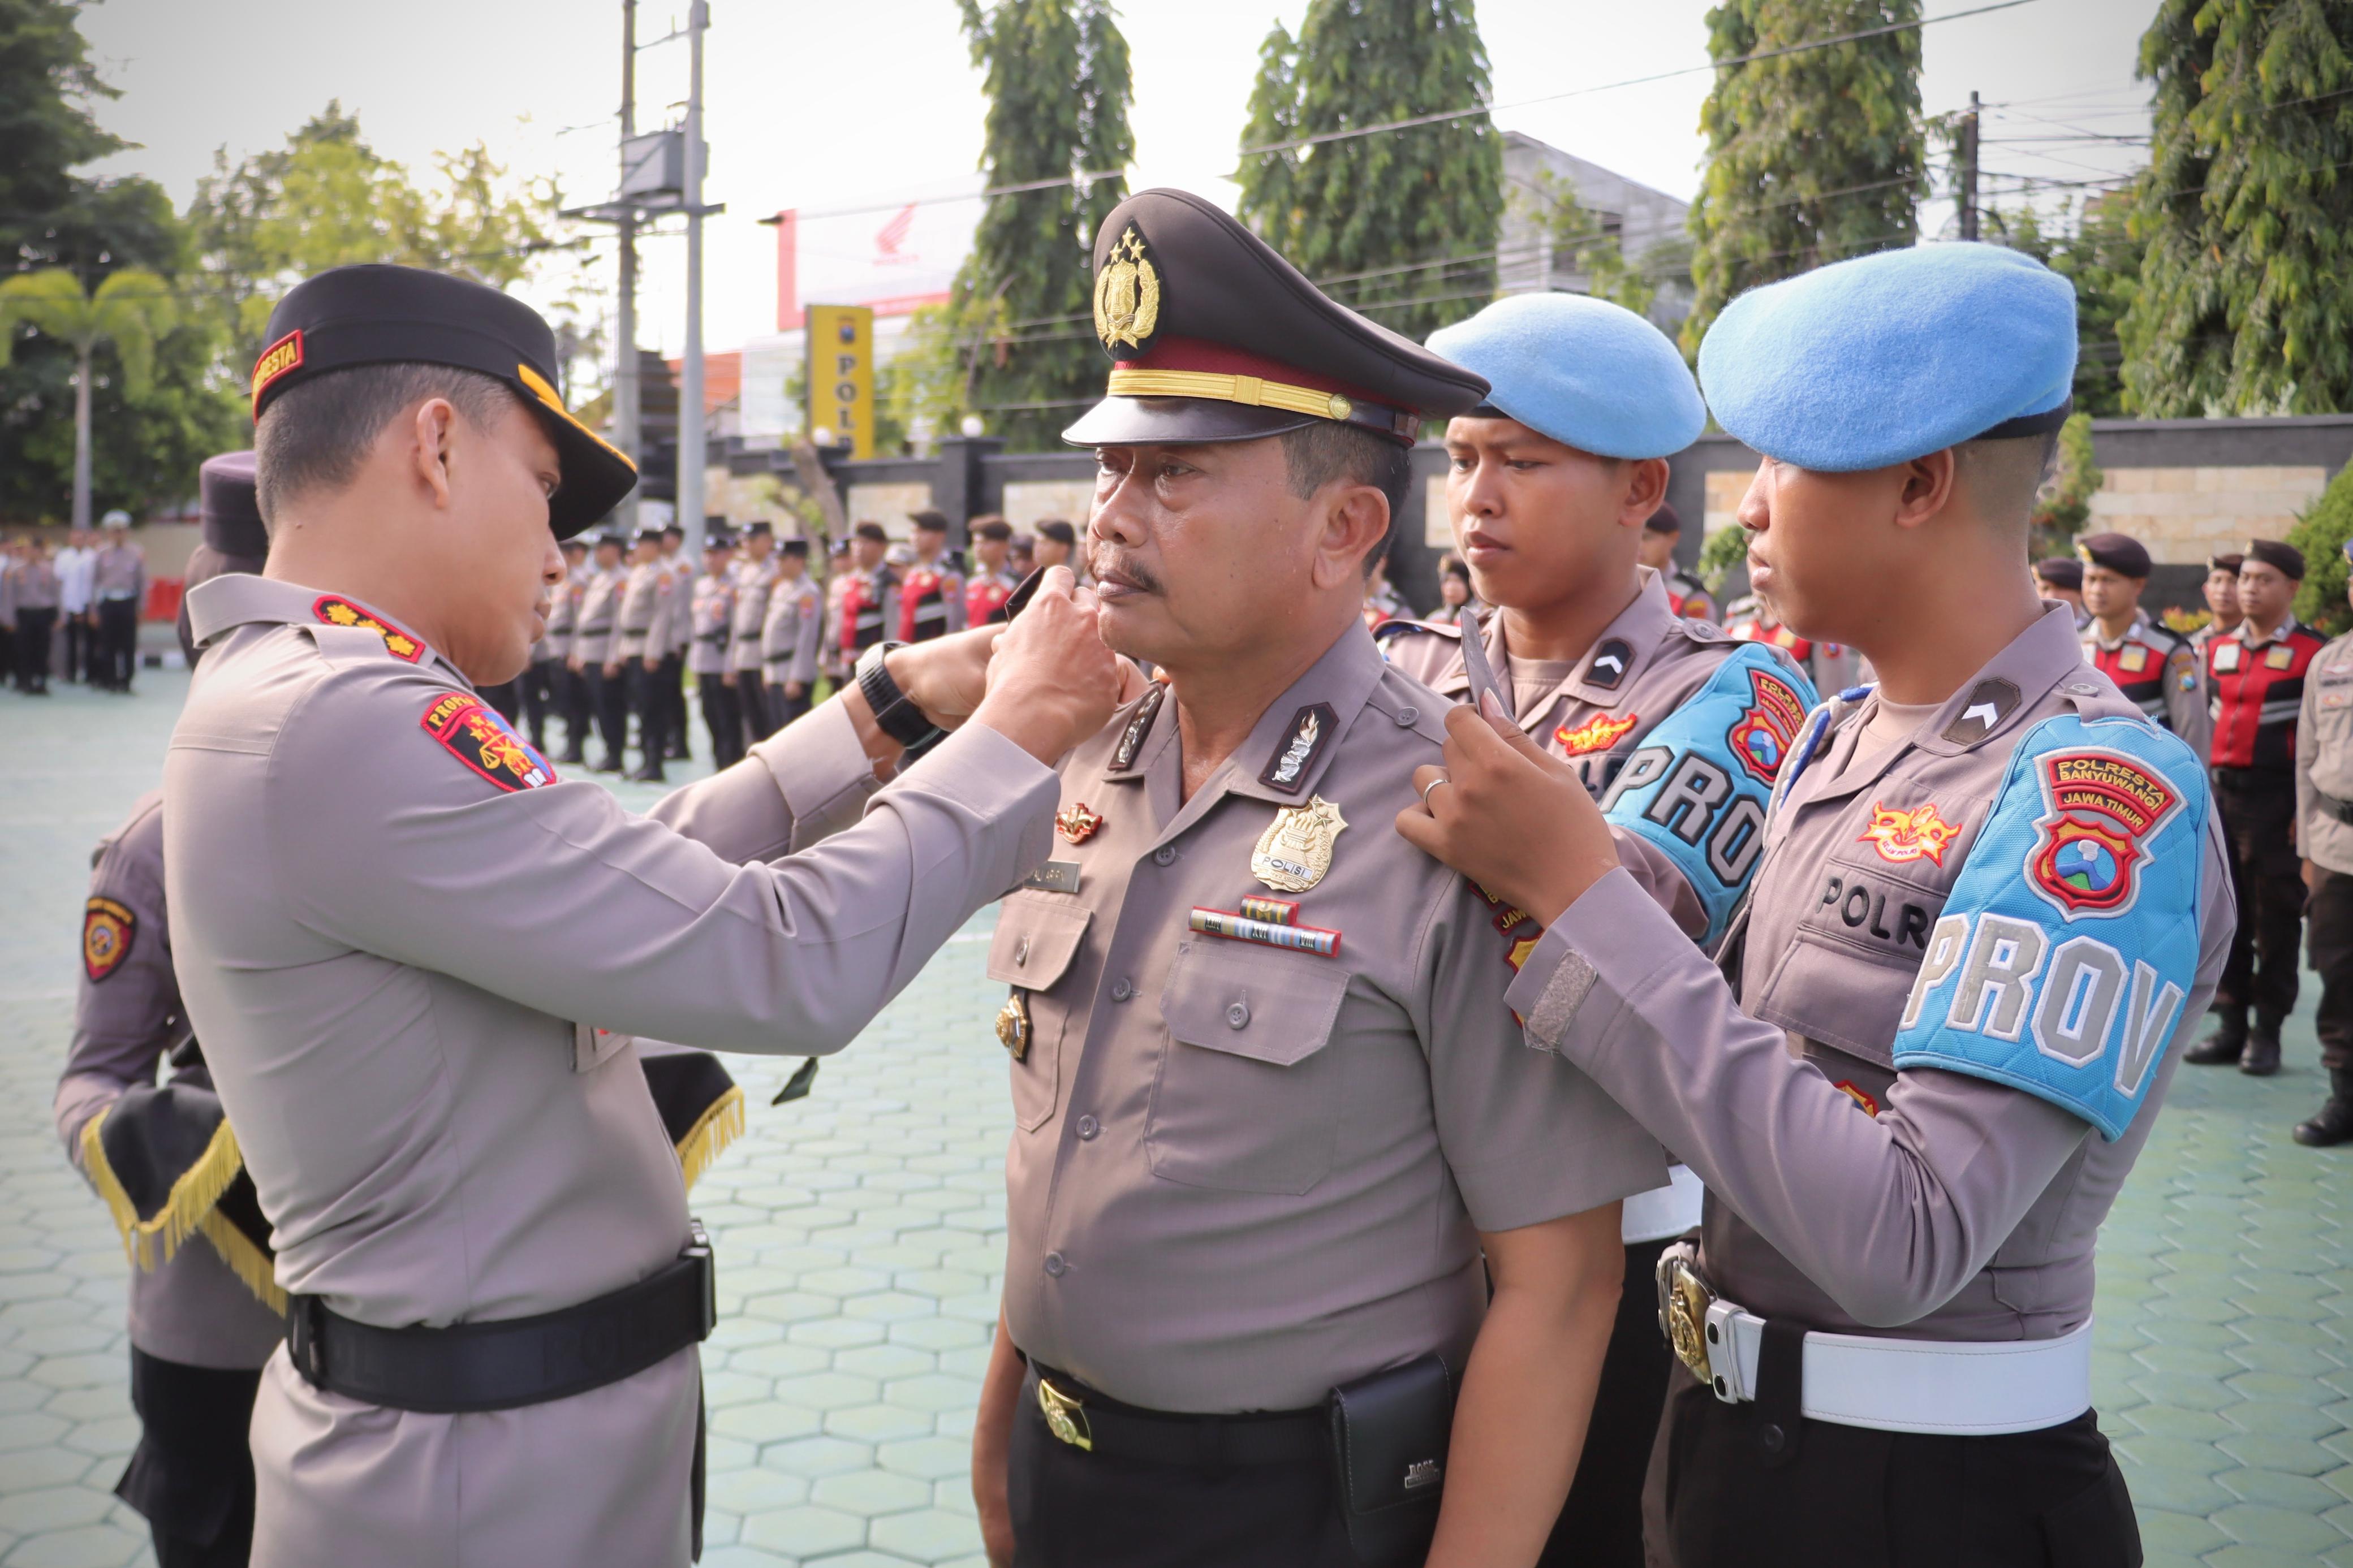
[1188,906,1341,958]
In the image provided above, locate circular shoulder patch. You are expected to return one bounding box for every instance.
[83,897,136,982]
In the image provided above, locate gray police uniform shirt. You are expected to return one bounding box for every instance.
[729,554,778,676]
[54,792,287,1369]
[2297,630,2353,876]
[93,540,146,603]
[688,569,734,676]
[1504,604,2234,1342]
[573,564,623,667]
[2083,611,2210,757]
[165,574,1059,1568]
[1384,568,1817,1242]
[997,622,1667,1413]
[763,574,824,688]
[617,559,675,663]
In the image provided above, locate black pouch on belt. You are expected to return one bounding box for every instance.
[1326,1352,1454,1568]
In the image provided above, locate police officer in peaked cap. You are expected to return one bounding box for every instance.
[165,262,1121,1566]
[1403,241,2233,1566]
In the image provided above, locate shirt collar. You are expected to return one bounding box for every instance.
[186,573,460,678]
[1425,568,1677,725]
[2236,615,2299,648]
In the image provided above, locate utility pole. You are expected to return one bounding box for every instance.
[678,0,709,560]
[1958,89,1980,243]
[613,0,640,537]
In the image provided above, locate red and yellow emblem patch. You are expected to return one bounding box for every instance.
[2027,751,2178,919]
[1554,710,1639,758]
[1726,668,1808,785]
[83,897,135,983]
[1055,801,1104,844]
[1833,1080,1881,1118]
[421,693,558,793]
[314,596,424,662]
[1860,801,1963,866]
[250,329,303,414]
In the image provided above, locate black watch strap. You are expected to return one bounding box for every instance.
[857,642,941,748]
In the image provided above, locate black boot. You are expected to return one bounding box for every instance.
[2186,1008,2247,1065]
[627,762,667,784]
[2241,1015,2284,1077]
[2295,1069,2353,1146]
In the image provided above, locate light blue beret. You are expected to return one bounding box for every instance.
[1425,292,1705,460]
[1699,243,2078,472]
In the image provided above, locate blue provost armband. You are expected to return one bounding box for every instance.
[1598,646,1819,946]
[1891,716,2209,1141]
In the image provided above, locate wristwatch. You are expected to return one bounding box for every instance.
[856,641,942,748]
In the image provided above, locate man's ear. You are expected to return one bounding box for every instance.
[1617,456,1671,529]
[1890,448,1958,533]
[406,398,460,511]
[1314,484,1392,590]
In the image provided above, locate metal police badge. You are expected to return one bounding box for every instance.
[83,896,135,983]
[1252,796,1347,893]
[1093,227,1162,355]
[996,992,1031,1062]
[1055,802,1104,845]
[2027,750,2183,919]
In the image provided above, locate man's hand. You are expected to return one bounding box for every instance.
[602,660,620,678]
[719,671,734,689]
[785,680,806,699]
[969,566,1123,765]
[567,654,581,673]
[1397,697,1620,927]
[2306,857,2321,893]
[886,623,1003,731]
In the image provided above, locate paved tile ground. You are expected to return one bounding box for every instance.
[2,668,2352,1566]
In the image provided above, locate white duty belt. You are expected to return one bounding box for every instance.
[1622,1163,1704,1245]
[1656,1243,2093,1437]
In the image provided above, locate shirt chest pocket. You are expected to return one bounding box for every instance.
[1749,853,1949,1068]
[1148,941,1351,1196]
[988,896,1092,1131]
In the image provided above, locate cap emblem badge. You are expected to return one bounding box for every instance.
[1252,796,1348,893]
[1093,227,1162,354]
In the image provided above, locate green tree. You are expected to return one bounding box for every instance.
[2290,461,2353,637]
[2028,411,2102,558]
[950,0,1133,452]
[188,103,561,373]
[1683,0,1927,356]
[1237,0,1502,342]
[2122,0,2353,416]
[0,0,123,265]
[1511,169,1657,318]
[1,268,178,528]
[1989,197,2143,417]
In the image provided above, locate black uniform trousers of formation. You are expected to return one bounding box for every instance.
[521,654,557,750]
[118,1350,262,1568]
[662,652,689,759]
[556,663,592,762]
[13,605,57,692]
[768,682,812,733]
[735,675,770,754]
[476,678,521,725]
[626,658,670,771]
[65,612,91,682]
[584,664,628,768]
[699,674,745,769]
[1650,1366,2137,1568]
[1006,1372,1357,1568]
[2308,869,2353,1074]
[96,597,140,689]
[2213,766,2304,1030]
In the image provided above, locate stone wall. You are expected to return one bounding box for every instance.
[2085,465,2330,565]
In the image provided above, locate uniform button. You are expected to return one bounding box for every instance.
[1044,1252,1068,1277]
[1015,936,1030,966]
[1759,1422,1785,1454]
[1394,705,1419,727]
[1154,844,1178,866]
[1226,1001,1251,1029]
[1110,977,1135,1002]
[1077,1115,1100,1140]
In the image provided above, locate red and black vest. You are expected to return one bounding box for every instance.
[966,570,1015,626]
[899,562,951,642]
[2208,621,2326,771]
[839,569,893,655]
[2083,620,2190,731]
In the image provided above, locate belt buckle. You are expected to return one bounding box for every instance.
[1036,1375,1093,1452]
[1655,1246,1715,1390]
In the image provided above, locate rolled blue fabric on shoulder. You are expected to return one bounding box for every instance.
[1697,242,2078,472]
[1426,292,1705,460]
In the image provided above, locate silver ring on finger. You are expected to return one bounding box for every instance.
[1421,774,1450,807]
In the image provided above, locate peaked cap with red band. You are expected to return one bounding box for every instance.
[1063,188,1488,449]
[249,264,636,539]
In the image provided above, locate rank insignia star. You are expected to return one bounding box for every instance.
[313,594,425,662]
[1055,802,1104,844]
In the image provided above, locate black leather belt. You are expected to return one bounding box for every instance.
[1023,1360,1324,1466]
[287,1224,716,1414]
[2320,788,2353,826]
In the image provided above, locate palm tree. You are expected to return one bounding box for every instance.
[0,269,178,529]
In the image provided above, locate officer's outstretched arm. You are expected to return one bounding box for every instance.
[1503,771,2233,1330]
[253,660,1061,1059]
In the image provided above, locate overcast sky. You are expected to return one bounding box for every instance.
[77,0,2160,364]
